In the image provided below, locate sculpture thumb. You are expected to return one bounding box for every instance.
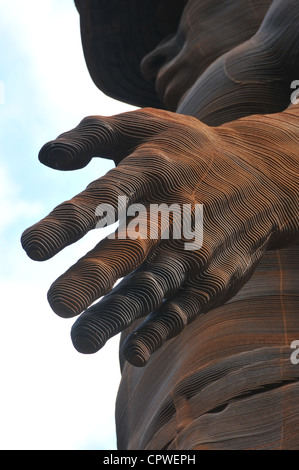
[38,108,172,171]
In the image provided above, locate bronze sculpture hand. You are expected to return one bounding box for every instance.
[21,105,299,366]
[20,0,299,449]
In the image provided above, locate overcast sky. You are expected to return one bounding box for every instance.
[0,0,135,450]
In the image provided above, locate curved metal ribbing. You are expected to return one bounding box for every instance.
[21,0,299,450]
[21,105,299,366]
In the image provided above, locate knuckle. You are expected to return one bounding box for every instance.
[78,116,116,142]
[78,115,101,128]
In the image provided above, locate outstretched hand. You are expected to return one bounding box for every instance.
[21,107,298,366]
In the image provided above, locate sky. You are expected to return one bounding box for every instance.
[0,0,136,450]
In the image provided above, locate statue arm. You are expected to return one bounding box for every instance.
[177,0,299,124]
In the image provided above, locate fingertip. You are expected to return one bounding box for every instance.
[21,242,45,261]
[21,227,56,261]
[122,333,152,367]
[47,277,88,319]
[71,334,101,354]
[71,320,105,354]
[38,140,92,170]
[121,304,187,366]
[47,295,79,319]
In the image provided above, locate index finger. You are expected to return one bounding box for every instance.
[21,163,147,261]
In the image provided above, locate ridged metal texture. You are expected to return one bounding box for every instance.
[21,0,299,450]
